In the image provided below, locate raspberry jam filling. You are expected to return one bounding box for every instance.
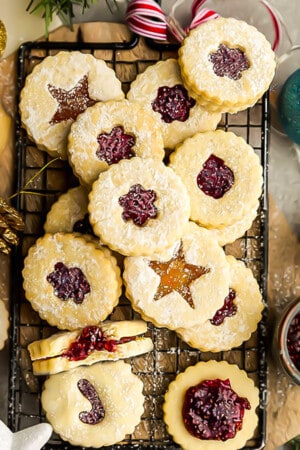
[149,243,210,308]
[182,378,251,441]
[152,84,196,123]
[77,378,105,425]
[73,213,94,236]
[96,125,135,165]
[287,312,300,371]
[46,262,90,304]
[48,74,96,124]
[210,289,237,326]
[119,183,158,226]
[62,325,136,361]
[197,154,234,199]
[209,44,250,81]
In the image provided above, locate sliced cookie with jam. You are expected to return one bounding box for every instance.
[123,222,230,330]
[88,157,191,257]
[163,360,259,450]
[22,233,122,330]
[28,320,153,375]
[41,360,144,447]
[169,130,263,229]
[178,17,276,113]
[68,99,165,187]
[127,58,221,150]
[19,51,124,159]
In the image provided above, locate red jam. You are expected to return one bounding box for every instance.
[77,378,105,425]
[96,126,135,165]
[197,154,234,199]
[209,44,250,81]
[62,325,136,361]
[182,378,250,441]
[210,289,237,326]
[152,84,196,123]
[46,262,90,304]
[287,312,300,371]
[118,183,158,226]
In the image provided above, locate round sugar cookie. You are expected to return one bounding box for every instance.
[127,58,221,149]
[44,186,90,234]
[41,360,144,447]
[177,255,264,352]
[19,51,124,159]
[22,233,122,330]
[88,157,191,256]
[68,99,164,187]
[178,17,276,113]
[169,130,263,228]
[210,202,260,246]
[123,222,230,330]
[0,299,9,350]
[163,360,259,450]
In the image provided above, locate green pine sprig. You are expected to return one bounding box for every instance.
[26,0,97,37]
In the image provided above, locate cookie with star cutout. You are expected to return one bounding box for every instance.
[123,222,230,330]
[41,360,144,448]
[19,51,124,159]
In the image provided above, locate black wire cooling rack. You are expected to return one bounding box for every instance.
[8,30,269,450]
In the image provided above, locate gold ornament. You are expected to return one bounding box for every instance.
[0,20,7,58]
[0,197,24,254]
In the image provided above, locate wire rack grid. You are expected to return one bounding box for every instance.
[8,32,269,450]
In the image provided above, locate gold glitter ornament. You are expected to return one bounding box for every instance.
[0,20,7,58]
[0,197,24,254]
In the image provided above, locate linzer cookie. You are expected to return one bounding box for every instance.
[28,320,153,375]
[163,360,259,450]
[19,51,124,159]
[169,130,263,229]
[88,157,191,256]
[41,360,144,447]
[44,186,90,234]
[22,233,122,330]
[126,58,221,149]
[68,99,164,187]
[123,222,230,330]
[177,255,264,352]
[178,17,276,113]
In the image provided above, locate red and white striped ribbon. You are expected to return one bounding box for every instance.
[125,0,282,51]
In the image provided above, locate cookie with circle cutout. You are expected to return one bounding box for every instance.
[68,99,165,187]
[41,360,144,448]
[127,58,221,149]
[163,360,259,450]
[169,130,263,229]
[28,320,153,375]
[177,255,264,352]
[88,157,191,256]
[19,51,124,159]
[22,233,122,330]
[178,17,276,113]
[123,222,230,330]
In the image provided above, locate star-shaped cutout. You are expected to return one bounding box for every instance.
[0,420,52,450]
[149,243,210,308]
[209,44,249,81]
[48,74,96,125]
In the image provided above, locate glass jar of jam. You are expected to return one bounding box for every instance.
[273,298,300,385]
